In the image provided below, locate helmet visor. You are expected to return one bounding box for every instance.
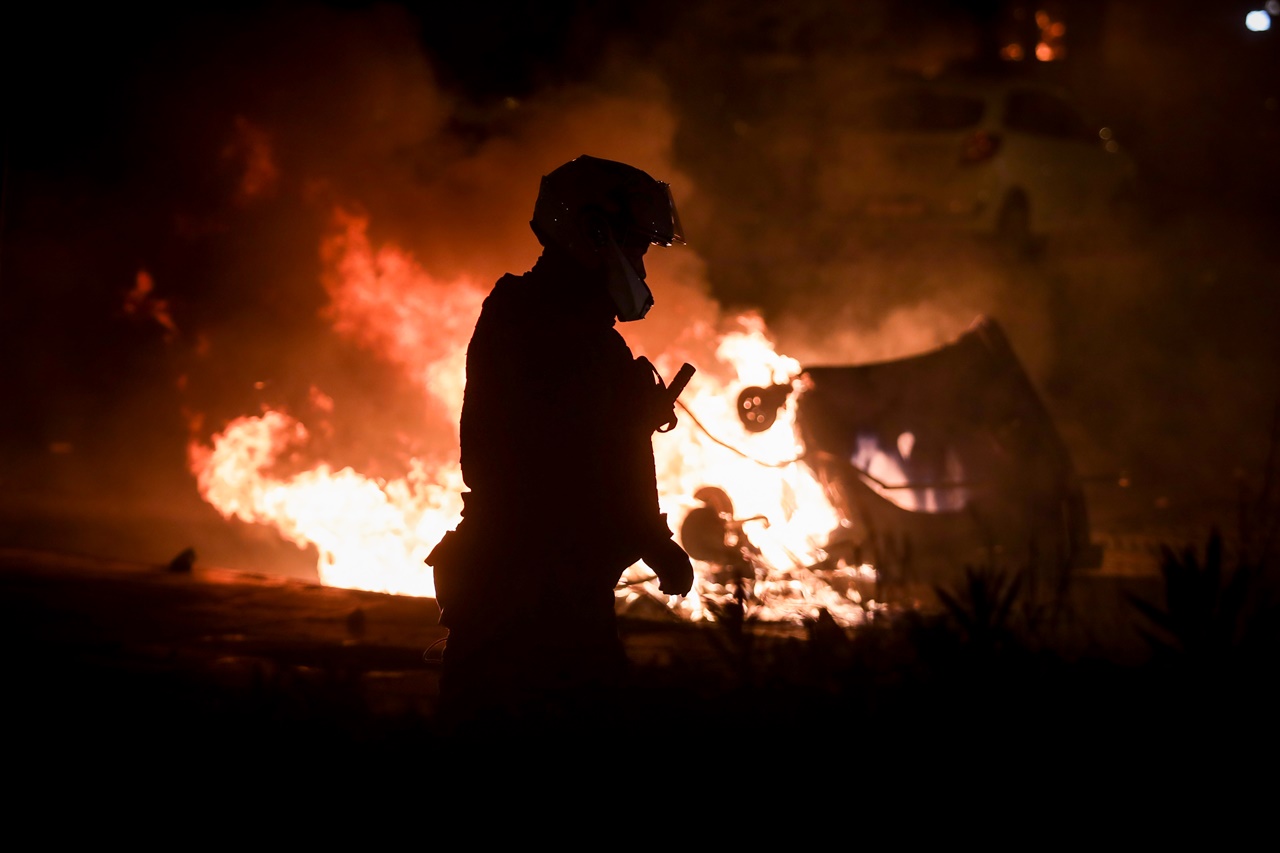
[628,182,685,246]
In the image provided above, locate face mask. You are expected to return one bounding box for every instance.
[603,235,653,322]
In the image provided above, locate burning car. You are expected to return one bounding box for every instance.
[680,316,1101,614]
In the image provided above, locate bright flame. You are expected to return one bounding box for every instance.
[635,315,852,623]
[190,410,464,595]
[191,209,868,626]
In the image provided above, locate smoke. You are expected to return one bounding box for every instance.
[646,1,1280,534]
[5,1,1274,572]
[98,11,691,413]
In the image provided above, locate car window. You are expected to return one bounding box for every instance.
[1003,89,1092,140]
[858,88,986,132]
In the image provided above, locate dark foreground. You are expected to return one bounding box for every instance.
[3,543,1278,803]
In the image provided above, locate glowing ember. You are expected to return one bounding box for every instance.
[124,270,179,342]
[190,208,873,626]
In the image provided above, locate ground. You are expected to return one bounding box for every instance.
[6,533,1263,785]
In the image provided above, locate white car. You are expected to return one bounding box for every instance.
[817,72,1140,250]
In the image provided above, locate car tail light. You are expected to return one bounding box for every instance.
[960,130,1001,164]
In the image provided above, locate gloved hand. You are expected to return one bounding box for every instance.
[633,357,679,433]
[642,537,694,596]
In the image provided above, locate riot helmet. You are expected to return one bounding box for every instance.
[530,155,684,321]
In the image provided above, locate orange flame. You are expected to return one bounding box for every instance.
[320,206,485,424]
[189,409,464,595]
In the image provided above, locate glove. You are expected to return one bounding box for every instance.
[642,537,694,596]
[633,357,678,433]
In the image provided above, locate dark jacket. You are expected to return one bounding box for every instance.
[430,252,671,625]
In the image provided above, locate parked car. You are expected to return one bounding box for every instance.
[817,70,1141,251]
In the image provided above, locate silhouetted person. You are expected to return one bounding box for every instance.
[427,155,694,744]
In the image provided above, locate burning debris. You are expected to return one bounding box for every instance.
[794,316,1101,598]
[187,213,851,620]
[122,270,179,343]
